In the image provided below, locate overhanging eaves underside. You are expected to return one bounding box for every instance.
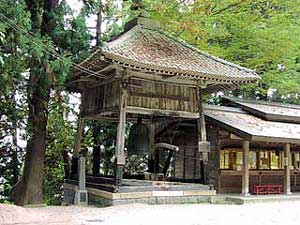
[202,83,241,95]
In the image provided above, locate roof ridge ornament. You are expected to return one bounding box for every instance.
[124,12,160,32]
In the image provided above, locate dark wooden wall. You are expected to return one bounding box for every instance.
[171,127,201,179]
[127,78,198,113]
[81,80,121,115]
[206,126,220,189]
[81,78,198,116]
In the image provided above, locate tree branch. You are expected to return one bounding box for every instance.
[211,0,247,15]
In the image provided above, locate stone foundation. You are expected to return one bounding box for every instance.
[63,182,216,207]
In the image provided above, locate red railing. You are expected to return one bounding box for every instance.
[253,184,283,195]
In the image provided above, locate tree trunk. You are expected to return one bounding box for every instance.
[96,1,102,46]
[12,74,50,205]
[11,99,19,185]
[91,2,103,176]
[12,0,57,206]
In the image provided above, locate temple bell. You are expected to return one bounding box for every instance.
[127,117,150,156]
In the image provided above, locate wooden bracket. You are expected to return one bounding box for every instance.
[155,142,179,151]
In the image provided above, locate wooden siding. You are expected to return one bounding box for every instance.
[127,78,198,113]
[173,132,201,179]
[174,146,201,179]
[81,80,121,115]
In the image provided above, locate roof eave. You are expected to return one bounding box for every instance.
[206,113,300,145]
[102,52,260,84]
[223,96,300,124]
[252,135,300,145]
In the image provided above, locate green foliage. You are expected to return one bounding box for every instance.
[0,0,30,96]
[138,0,300,100]
[44,91,76,205]
[0,0,30,202]
[0,0,91,203]
[125,155,148,175]
[87,120,117,176]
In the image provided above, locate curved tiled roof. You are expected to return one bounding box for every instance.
[72,16,260,93]
[100,24,259,83]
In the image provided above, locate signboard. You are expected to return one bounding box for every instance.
[199,141,210,153]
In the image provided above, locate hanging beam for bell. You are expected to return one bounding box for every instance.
[127,118,150,156]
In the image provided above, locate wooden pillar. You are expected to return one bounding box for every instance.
[197,85,208,184]
[148,119,155,173]
[256,151,260,170]
[284,143,292,195]
[115,81,127,187]
[74,118,85,157]
[198,87,206,142]
[242,140,250,196]
[71,118,85,178]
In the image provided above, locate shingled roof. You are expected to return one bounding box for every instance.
[204,105,300,144]
[223,96,300,124]
[71,15,259,93]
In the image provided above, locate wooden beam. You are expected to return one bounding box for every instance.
[126,106,198,119]
[67,78,99,86]
[128,89,191,102]
[127,70,198,87]
[81,107,119,119]
[252,135,300,145]
[72,65,124,90]
[230,133,242,140]
[93,64,118,75]
[155,143,179,151]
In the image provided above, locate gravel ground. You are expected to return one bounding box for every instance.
[1,201,300,225]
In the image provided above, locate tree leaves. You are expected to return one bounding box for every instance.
[138,0,300,100]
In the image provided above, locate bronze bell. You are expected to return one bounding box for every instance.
[127,117,150,156]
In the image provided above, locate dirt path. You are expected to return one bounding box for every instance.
[1,201,300,225]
